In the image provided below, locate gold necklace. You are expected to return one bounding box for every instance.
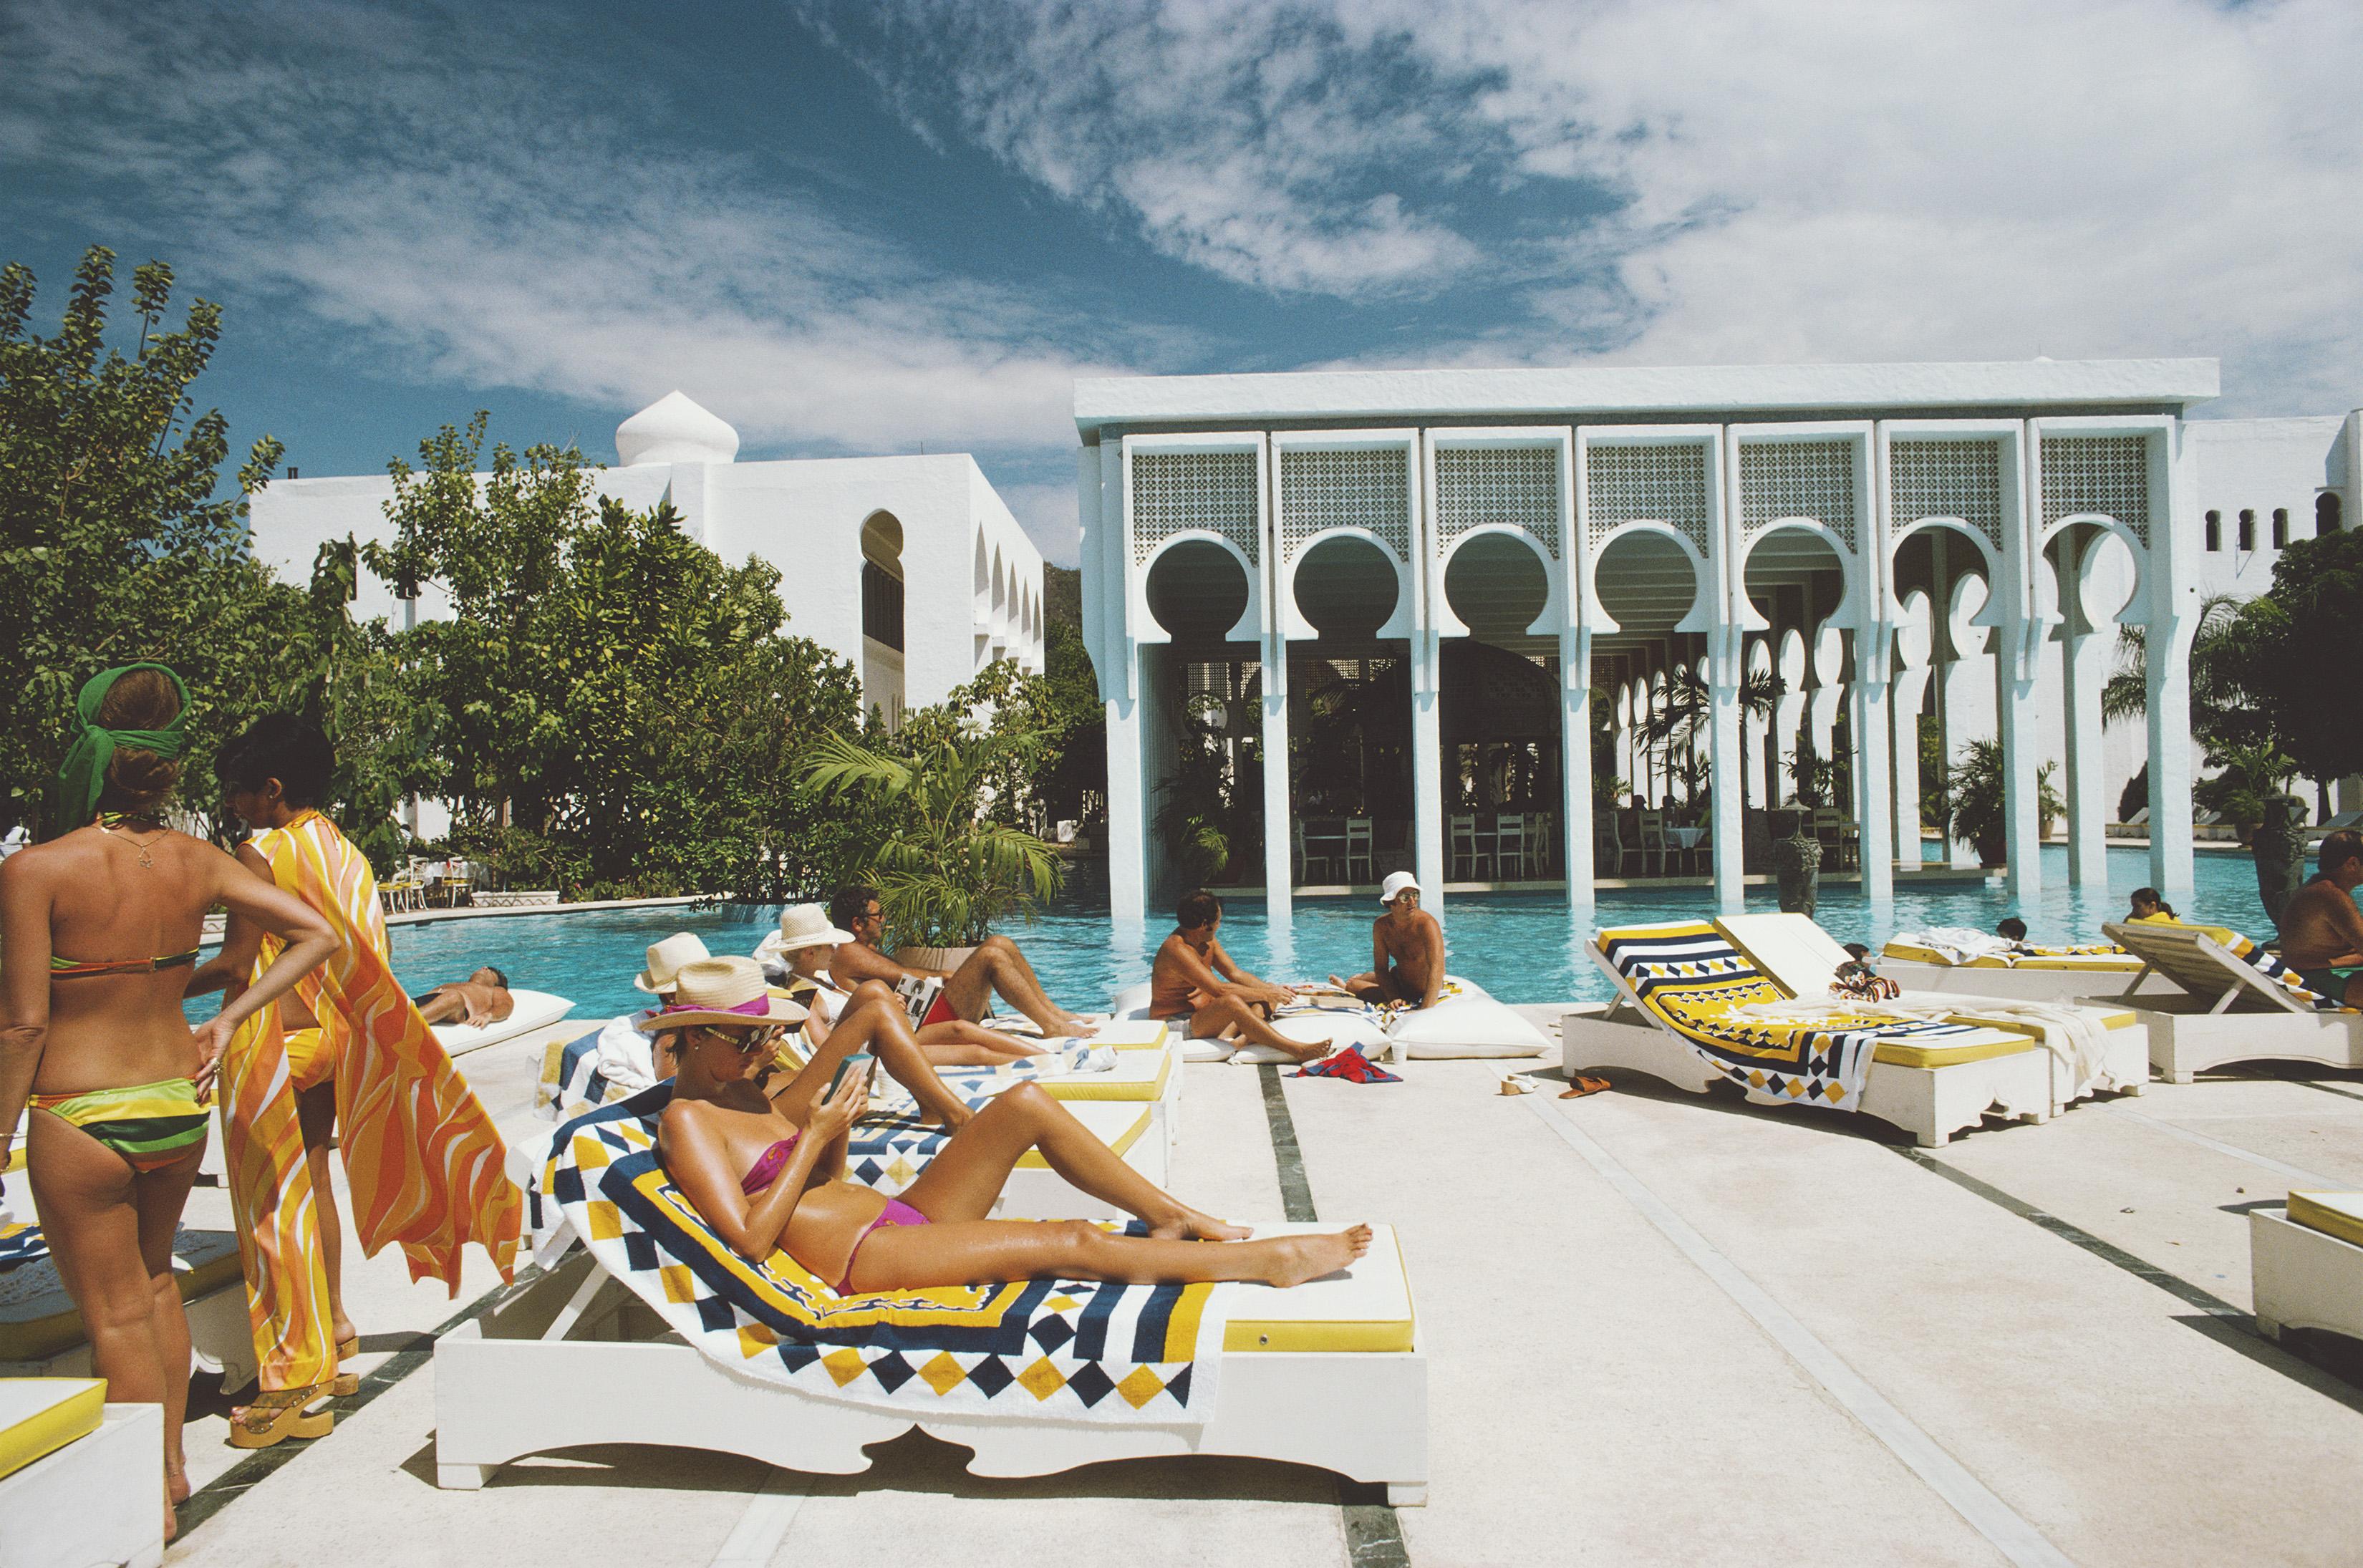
[95,811,169,868]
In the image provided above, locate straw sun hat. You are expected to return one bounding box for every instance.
[650,956,808,1030]
[634,931,712,994]
[774,903,856,954]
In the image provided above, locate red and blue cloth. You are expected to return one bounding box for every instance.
[1290,1045,1400,1083]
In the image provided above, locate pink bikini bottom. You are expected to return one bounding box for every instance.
[840,1197,928,1292]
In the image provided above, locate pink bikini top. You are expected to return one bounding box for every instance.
[740,1133,801,1195]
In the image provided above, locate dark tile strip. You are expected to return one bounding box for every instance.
[175,1263,545,1537]
[1256,1064,1412,1568]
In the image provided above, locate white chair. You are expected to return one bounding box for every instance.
[1493,815,1527,879]
[1636,810,1669,876]
[1343,818,1375,885]
[1449,815,1491,881]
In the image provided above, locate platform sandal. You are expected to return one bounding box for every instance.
[332,1335,362,1398]
[227,1387,333,1449]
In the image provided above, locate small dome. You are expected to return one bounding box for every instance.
[615,391,739,467]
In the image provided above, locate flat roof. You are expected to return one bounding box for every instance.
[1073,357,2220,434]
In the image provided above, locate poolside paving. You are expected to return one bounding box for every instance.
[160,1012,2363,1566]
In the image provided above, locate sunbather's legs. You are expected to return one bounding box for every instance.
[296,1078,354,1346]
[1191,994,1326,1063]
[942,936,1096,1038]
[28,1115,202,1533]
[793,995,975,1128]
[1328,968,1412,1005]
[897,1082,1238,1236]
[914,1017,1050,1062]
[847,1214,1372,1292]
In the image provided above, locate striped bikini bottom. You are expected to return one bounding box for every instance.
[28,1077,210,1173]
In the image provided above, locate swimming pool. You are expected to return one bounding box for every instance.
[364,845,2274,1023]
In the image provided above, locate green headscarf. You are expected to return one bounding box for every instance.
[52,663,191,832]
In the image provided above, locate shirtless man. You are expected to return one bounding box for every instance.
[1150,889,1326,1063]
[1330,871,1444,1010]
[2279,830,2363,1007]
[826,885,1096,1038]
[415,966,512,1029]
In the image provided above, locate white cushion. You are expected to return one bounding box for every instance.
[1110,980,1153,1020]
[1386,977,1550,1059]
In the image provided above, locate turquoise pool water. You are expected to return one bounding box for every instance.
[362,845,2274,1022]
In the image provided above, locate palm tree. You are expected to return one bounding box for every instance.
[1638,664,1783,808]
[2101,593,2251,740]
[803,728,1064,949]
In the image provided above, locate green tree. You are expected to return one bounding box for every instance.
[0,246,289,832]
[2217,528,2363,785]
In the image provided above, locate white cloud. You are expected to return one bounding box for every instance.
[0,0,1136,480]
[819,0,2363,413]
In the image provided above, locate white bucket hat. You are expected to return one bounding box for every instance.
[634,931,712,994]
[1378,870,1421,906]
[772,903,856,955]
[648,956,808,1030]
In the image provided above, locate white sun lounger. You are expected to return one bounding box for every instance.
[0,1381,163,1568]
[1723,914,2150,1113]
[434,987,574,1057]
[2102,922,2363,1083]
[1564,920,2059,1148]
[1877,942,2174,1003]
[0,1228,257,1392]
[434,1227,1430,1504]
[2251,1193,2363,1349]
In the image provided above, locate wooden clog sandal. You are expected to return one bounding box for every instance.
[227,1388,333,1449]
[332,1335,362,1398]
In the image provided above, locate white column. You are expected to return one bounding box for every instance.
[1411,631,1444,901]
[2148,425,2198,896]
[1890,662,1928,871]
[1709,638,1746,910]
[1853,659,1896,904]
[2001,427,2042,899]
[1260,634,1291,929]
[2060,595,2110,886]
[1561,626,1595,912]
[1105,678,1148,926]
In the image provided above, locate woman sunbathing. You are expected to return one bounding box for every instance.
[769,904,1050,1069]
[655,958,1368,1292]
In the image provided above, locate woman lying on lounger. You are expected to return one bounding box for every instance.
[656,957,1368,1292]
[769,904,1050,1067]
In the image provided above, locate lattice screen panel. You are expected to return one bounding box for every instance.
[1277,447,1410,560]
[1129,450,1260,566]
[1739,440,1857,545]
[1584,443,1709,553]
[1889,439,2004,548]
[1435,445,1560,558]
[2040,435,2150,544]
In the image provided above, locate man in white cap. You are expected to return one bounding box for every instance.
[1330,871,1444,1010]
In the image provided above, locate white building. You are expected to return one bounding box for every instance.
[1073,359,2359,928]
[251,391,1045,741]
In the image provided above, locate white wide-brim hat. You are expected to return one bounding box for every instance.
[648,956,808,1030]
[773,902,856,954]
[1378,870,1421,906]
[634,931,712,993]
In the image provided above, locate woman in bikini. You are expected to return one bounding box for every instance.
[0,667,337,1539]
[656,957,1368,1292]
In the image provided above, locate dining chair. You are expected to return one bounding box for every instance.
[1298,820,1339,884]
[1596,812,1628,876]
[1637,810,1668,877]
[1449,814,1491,881]
[1493,814,1526,879]
[1683,820,1712,876]
[1343,817,1375,884]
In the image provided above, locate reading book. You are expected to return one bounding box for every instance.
[892,972,944,1027]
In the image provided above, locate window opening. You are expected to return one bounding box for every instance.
[2203,510,2221,552]
[2238,509,2256,552]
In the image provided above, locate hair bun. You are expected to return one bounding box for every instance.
[104,746,181,803]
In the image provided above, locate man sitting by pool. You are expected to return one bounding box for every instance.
[1150,889,1327,1063]
[2280,830,2363,1007]
[416,966,513,1030]
[826,885,1097,1038]
[1329,871,1444,1010]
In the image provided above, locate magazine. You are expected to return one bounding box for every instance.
[892,972,944,1027]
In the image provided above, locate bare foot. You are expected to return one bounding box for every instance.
[167,1457,190,1504]
[1277,1036,1330,1064]
[1262,1226,1373,1287]
[1147,1207,1253,1242]
[1055,1014,1099,1039]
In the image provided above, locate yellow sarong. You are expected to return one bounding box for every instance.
[221,810,521,1393]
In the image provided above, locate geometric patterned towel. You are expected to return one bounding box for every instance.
[540,1087,1222,1429]
[2216,930,2343,1011]
[1600,922,1991,1110]
[0,1220,48,1270]
[537,1029,637,1123]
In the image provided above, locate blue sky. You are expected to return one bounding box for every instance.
[5,0,2359,565]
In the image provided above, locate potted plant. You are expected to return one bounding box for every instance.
[802,720,1064,968]
[1941,739,2009,866]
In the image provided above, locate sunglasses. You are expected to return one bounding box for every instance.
[696,1025,783,1055]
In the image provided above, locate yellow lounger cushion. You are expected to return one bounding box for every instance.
[1087,1019,1171,1050]
[1870,1030,2039,1068]
[1224,1226,1415,1353]
[1036,1047,1174,1102]
[0,1378,105,1481]
[1015,1103,1151,1168]
[0,1231,245,1363]
[2288,1191,2363,1251]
